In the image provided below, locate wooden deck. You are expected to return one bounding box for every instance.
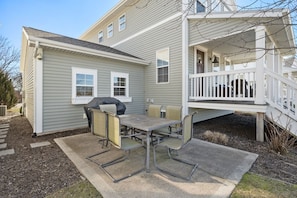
[188,100,267,113]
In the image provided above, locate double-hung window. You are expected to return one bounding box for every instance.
[98,31,103,43]
[72,67,97,104]
[119,14,126,31]
[111,72,131,102]
[107,23,113,38]
[156,48,169,83]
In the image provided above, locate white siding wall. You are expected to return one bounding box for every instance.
[23,47,35,128]
[82,0,181,46]
[114,17,184,108]
[42,49,145,133]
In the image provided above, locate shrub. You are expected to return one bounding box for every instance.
[201,130,229,145]
[0,70,17,109]
[265,117,296,155]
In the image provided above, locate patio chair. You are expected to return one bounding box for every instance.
[153,112,199,181]
[147,104,162,118]
[155,105,183,137]
[86,109,110,163]
[99,104,117,114]
[100,112,145,183]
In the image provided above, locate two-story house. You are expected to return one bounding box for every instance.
[20,0,297,140]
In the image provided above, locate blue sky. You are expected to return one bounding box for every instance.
[0,0,120,49]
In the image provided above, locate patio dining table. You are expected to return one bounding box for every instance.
[119,114,181,172]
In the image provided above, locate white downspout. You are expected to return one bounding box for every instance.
[33,41,43,136]
[182,0,189,116]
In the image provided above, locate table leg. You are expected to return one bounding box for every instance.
[146,132,150,172]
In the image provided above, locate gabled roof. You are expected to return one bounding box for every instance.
[22,27,149,65]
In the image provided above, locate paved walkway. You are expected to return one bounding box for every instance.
[0,118,15,157]
[55,133,258,198]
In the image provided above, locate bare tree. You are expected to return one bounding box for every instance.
[0,35,20,75]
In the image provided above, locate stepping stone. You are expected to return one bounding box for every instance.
[30,141,51,148]
[0,149,14,157]
[0,139,4,143]
[0,143,7,149]
[0,135,6,139]
[0,124,9,129]
[0,131,8,135]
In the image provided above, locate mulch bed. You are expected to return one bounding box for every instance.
[0,113,296,197]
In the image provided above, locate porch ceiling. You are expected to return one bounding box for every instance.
[193,14,295,65]
[198,30,257,64]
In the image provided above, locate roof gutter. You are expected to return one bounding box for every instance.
[187,10,284,20]
[27,36,149,66]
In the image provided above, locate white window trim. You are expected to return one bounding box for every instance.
[98,31,103,43]
[107,23,113,38]
[111,71,132,102]
[156,47,170,84]
[72,67,97,105]
[118,13,126,32]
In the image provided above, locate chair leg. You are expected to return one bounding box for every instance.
[86,139,110,165]
[100,149,145,183]
[153,145,198,181]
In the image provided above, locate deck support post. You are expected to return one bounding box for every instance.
[256,112,264,142]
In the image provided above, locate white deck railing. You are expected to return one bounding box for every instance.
[189,67,296,120]
[189,68,256,101]
[265,68,296,120]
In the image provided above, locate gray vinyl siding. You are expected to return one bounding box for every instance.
[42,49,145,133]
[82,0,181,46]
[23,47,35,128]
[114,16,183,107]
[189,18,254,46]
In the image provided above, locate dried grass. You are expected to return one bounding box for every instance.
[265,117,297,155]
[202,130,229,145]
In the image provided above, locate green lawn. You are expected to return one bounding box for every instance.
[231,173,297,198]
[46,180,102,198]
[47,172,297,198]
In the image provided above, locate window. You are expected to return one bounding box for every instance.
[156,48,169,83]
[98,31,103,43]
[119,14,126,31]
[111,72,132,102]
[107,23,113,38]
[72,67,97,104]
[196,0,205,13]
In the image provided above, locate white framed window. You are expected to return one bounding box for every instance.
[98,31,103,43]
[111,72,132,102]
[107,23,113,38]
[72,67,97,104]
[119,14,126,31]
[156,48,169,83]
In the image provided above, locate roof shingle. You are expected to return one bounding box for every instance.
[24,26,141,60]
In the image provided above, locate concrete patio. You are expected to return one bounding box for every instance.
[55,133,258,198]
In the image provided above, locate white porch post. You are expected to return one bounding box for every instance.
[266,43,275,102]
[182,0,189,116]
[255,26,266,142]
[255,26,266,105]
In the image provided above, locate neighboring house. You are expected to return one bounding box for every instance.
[21,0,297,140]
